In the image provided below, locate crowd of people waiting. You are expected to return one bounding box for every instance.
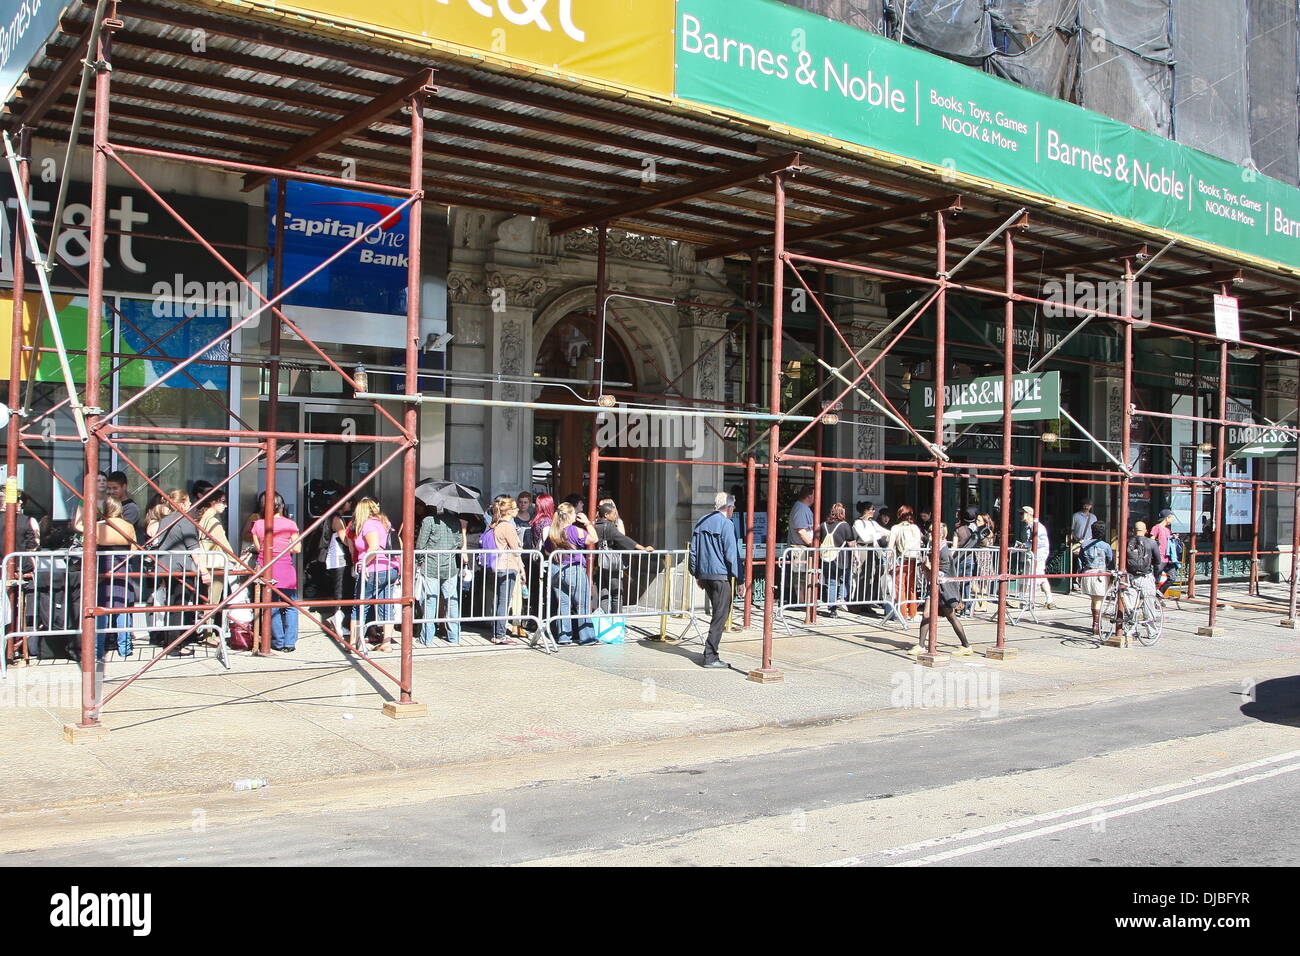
[0,469,1197,668]
[783,490,1188,647]
[1,475,665,662]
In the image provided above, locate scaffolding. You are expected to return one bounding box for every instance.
[4,0,1300,730]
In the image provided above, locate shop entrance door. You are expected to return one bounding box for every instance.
[301,404,378,522]
[533,411,635,517]
[299,404,377,599]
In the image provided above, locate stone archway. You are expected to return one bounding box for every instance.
[528,285,685,543]
[530,284,682,402]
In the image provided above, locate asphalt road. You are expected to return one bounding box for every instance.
[4,674,1297,866]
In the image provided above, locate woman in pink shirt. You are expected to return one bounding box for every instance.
[250,491,303,652]
[349,497,399,651]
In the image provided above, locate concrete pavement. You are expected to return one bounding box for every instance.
[3,669,1296,865]
[1,582,1297,816]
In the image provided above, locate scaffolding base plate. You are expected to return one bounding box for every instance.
[1102,634,1129,648]
[983,646,1018,661]
[917,652,949,668]
[746,668,785,684]
[1196,626,1225,637]
[63,723,109,744]
[382,701,428,720]
[1279,619,1296,629]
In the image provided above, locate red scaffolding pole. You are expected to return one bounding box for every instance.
[9,11,437,738]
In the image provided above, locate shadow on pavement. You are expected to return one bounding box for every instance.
[1241,675,1300,728]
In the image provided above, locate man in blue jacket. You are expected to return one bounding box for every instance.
[690,492,744,669]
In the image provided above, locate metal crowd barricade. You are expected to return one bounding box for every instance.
[773,543,1046,630]
[411,547,551,652]
[3,549,81,673]
[544,547,699,644]
[353,548,553,652]
[907,546,1040,622]
[1,548,234,672]
[776,545,904,627]
[89,549,233,659]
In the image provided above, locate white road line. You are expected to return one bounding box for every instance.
[822,749,1300,867]
[894,760,1300,866]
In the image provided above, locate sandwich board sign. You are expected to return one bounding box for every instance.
[911,370,1061,426]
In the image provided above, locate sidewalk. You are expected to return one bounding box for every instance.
[2,582,1297,814]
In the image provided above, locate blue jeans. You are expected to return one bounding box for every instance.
[95,613,132,660]
[354,566,400,623]
[421,575,461,645]
[553,564,595,644]
[271,588,300,649]
[823,561,848,605]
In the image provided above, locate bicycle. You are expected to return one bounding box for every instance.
[1098,571,1164,646]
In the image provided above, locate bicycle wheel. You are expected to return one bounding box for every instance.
[1135,593,1164,646]
[1098,586,1119,643]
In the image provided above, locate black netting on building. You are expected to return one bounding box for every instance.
[988,0,1079,99]
[1077,0,1172,137]
[1173,0,1251,165]
[895,0,996,62]
[1246,0,1299,185]
[774,0,1296,179]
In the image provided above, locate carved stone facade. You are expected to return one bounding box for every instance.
[563,228,671,264]
[446,212,733,546]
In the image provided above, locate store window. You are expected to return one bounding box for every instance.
[5,294,233,526]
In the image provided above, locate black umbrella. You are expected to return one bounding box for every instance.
[415,479,483,515]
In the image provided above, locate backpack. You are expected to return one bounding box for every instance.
[479,524,499,570]
[1126,537,1153,576]
[820,521,846,563]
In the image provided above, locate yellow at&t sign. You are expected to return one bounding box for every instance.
[248,0,675,96]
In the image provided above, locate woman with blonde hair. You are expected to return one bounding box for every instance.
[544,500,598,645]
[195,491,231,643]
[487,497,524,644]
[349,497,398,651]
[818,502,853,615]
[143,494,174,542]
[95,496,139,660]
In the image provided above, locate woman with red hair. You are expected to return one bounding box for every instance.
[887,505,923,622]
[521,493,556,629]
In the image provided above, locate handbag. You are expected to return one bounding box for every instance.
[596,538,623,573]
[225,606,255,651]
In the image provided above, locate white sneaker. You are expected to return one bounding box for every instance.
[905,644,925,656]
[951,645,974,656]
